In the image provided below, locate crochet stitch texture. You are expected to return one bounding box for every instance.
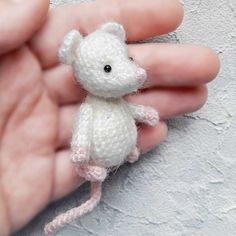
[44,22,159,235]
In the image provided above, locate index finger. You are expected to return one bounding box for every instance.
[29,0,183,68]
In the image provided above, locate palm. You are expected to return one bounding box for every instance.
[0,0,219,234]
[0,46,57,230]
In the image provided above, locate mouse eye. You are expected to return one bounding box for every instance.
[104,65,112,73]
[129,57,134,61]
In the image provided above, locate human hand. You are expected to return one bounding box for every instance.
[0,0,219,234]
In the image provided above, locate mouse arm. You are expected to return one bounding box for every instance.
[70,103,93,163]
[126,102,159,126]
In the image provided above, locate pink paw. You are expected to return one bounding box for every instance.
[77,165,107,182]
[143,107,159,126]
[127,147,140,163]
[70,145,89,163]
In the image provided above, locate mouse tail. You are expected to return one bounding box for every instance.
[44,181,102,235]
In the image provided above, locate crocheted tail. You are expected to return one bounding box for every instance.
[44,181,102,235]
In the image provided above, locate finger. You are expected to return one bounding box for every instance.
[43,44,216,105]
[53,121,167,200]
[30,0,183,68]
[43,65,86,105]
[129,44,220,87]
[52,150,85,201]
[56,86,206,149]
[0,46,42,133]
[0,186,10,236]
[138,121,167,153]
[127,86,208,119]
[0,0,49,55]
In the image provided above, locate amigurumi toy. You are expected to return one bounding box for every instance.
[44,22,159,235]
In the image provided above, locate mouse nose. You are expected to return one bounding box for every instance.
[136,68,147,85]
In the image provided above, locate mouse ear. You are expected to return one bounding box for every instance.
[58,30,83,65]
[99,22,126,41]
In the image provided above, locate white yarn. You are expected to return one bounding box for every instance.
[59,22,159,168]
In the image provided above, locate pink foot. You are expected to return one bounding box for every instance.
[127,147,140,163]
[76,165,107,182]
[143,107,159,126]
[70,145,89,163]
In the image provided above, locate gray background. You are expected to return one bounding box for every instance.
[16,0,236,235]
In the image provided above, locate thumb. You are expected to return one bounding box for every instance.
[0,0,49,55]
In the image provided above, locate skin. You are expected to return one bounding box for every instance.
[0,0,220,235]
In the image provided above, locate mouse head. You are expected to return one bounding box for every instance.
[58,22,147,98]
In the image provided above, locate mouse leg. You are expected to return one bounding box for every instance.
[76,164,107,182]
[127,146,140,163]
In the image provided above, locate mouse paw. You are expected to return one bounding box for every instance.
[143,107,159,126]
[127,147,140,163]
[77,165,107,182]
[70,145,90,163]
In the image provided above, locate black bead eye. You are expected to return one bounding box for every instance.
[104,65,112,73]
[129,57,134,61]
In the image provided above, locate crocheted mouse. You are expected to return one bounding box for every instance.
[44,22,159,235]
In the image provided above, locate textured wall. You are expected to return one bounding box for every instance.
[16,0,236,235]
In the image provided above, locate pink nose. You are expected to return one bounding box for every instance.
[136,68,147,85]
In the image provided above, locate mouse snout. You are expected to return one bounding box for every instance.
[136,68,147,86]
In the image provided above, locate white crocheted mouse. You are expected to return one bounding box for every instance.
[44,22,159,235]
